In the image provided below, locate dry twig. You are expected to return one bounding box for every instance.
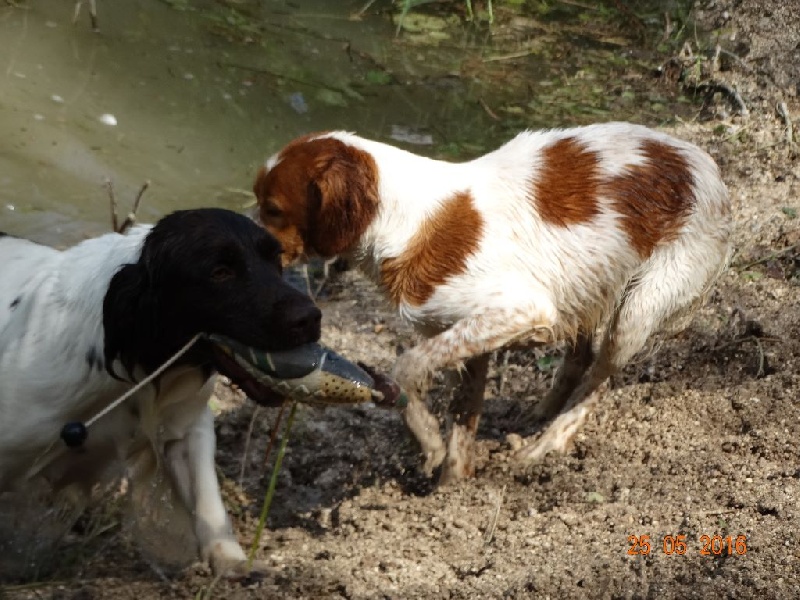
[733,243,799,271]
[557,0,598,9]
[717,47,752,72]
[351,0,378,20]
[496,350,512,396]
[484,484,506,545]
[697,81,749,117]
[660,11,674,44]
[776,101,795,146]
[106,178,118,233]
[118,181,150,234]
[263,403,287,470]
[483,48,539,63]
[107,179,150,234]
[238,406,261,486]
[696,508,737,517]
[479,98,500,121]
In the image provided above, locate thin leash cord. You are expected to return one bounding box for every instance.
[28,333,203,480]
[85,333,202,427]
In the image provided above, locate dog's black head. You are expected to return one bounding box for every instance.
[103,208,321,380]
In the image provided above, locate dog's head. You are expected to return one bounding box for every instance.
[253,133,379,266]
[103,208,321,379]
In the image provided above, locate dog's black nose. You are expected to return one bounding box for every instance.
[286,303,322,343]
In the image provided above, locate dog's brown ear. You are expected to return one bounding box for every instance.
[306,142,379,258]
[252,165,268,208]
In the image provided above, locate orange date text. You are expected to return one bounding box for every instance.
[627,534,747,556]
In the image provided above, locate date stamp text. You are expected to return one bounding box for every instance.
[627,534,747,556]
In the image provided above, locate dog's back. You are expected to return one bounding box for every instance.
[0,230,148,488]
[418,122,731,338]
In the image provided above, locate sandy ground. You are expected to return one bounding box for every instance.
[2,0,800,598]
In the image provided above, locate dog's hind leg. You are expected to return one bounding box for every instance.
[515,238,728,463]
[526,331,594,423]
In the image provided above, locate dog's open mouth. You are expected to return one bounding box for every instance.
[206,334,407,409]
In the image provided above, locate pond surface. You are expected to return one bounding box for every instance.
[0,0,693,245]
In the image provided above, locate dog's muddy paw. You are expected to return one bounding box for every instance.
[212,557,272,582]
[421,445,447,478]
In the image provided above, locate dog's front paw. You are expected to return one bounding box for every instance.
[401,392,445,477]
[205,539,271,581]
[209,554,272,581]
[421,445,447,478]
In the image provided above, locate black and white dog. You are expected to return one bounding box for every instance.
[0,208,321,576]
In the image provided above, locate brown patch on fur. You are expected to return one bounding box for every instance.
[604,140,694,257]
[253,135,379,261]
[533,137,601,226]
[380,191,484,306]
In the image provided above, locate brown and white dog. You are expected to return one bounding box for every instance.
[252,123,732,484]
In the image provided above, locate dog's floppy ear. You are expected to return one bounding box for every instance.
[103,262,158,380]
[306,143,380,258]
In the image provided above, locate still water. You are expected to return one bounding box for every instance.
[0,0,688,245]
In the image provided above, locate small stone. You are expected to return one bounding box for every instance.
[506,433,524,451]
[98,113,117,126]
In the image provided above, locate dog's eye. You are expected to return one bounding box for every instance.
[210,265,235,283]
[263,204,282,218]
